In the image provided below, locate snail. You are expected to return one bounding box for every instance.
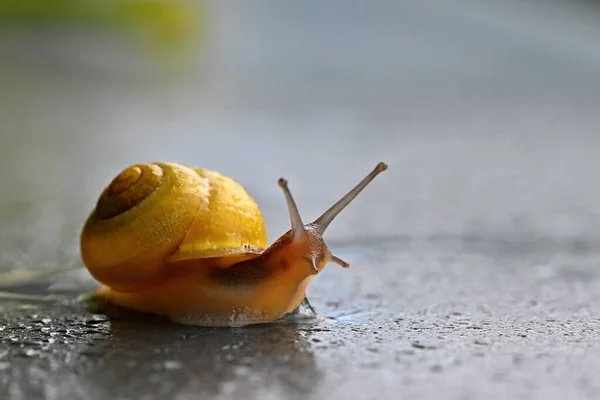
[80,161,387,327]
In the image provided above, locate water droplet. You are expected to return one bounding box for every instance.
[15,348,40,357]
[233,365,250,376]
[80,348,103,357]
[164,360,182,371]
[85,315,109,325]
[430,364,443,372]
[411,341,438,350]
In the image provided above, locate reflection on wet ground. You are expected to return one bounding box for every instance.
[1,299,320,399]
[2,237,600,399]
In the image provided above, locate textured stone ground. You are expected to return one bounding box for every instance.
[2,1,600,399]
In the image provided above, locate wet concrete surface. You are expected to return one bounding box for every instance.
[3,239,600,400]
[3,0,600,399]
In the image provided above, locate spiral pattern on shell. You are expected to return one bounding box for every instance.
[95,164,164,219]
[80,162,268,291]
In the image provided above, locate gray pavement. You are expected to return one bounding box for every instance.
[2,1,600,399]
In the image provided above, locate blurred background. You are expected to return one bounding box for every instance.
[1,0,600,275]
[4,2,600,399]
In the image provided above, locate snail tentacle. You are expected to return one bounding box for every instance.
[277,178,306,238]
[311,162,388,235]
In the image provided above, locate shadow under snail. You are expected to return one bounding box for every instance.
[80,162,388,327]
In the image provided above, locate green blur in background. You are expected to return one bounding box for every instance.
[0,0,206,70]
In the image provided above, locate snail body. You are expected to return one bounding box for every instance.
[81,161,387,327]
